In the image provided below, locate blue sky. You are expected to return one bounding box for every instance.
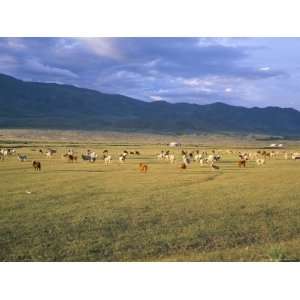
[0,37,299,109]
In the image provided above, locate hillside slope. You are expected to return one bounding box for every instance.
[0,73,300,135]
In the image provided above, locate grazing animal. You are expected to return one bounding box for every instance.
[104,155,112,165]
[81,154,90,161]
[119,154,126,163]
[207,154,216,163]
[157,152,164,160]
[163,150,170,160]
[135,151,140,155]
[214,154,221,161]
[238,159,246,168]
[238,153,248,160]
[256,158,265,165]
[139,163,148,173]
[81,154,95,162]
[0,149,8,156]
[182,155,190,165]
[292,153,300,160]
[211,163,220,170]
[32,160,41,171]
[7,148,16,155]
[180,163,187,169]
[130,151,135,155]
[46,149,56,158]
[158,150,170,160]
[194,153,203,162]
[18,154,27,162]
[169,154,176,163]
[90,152,97,162]
[66,149,74,156]
[0,153,4,161]
[64,154,77,162]
[103,149,108,155]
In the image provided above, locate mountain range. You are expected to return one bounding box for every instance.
[0,73,300,136]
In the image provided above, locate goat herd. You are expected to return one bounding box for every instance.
[158,149,300,170]
[1,146,300,173]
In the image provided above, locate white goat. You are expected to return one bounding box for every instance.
[256,158,265,165]
[119,154,126,163]
[169,154,176,163]
[18,154,27,162]
[104,155,112,165]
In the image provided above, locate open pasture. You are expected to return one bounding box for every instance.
[1,139,300,261]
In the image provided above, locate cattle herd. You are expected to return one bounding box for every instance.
[0,146,300,173]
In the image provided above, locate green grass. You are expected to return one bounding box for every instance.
[1,138,300,261]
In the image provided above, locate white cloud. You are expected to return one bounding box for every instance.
[259,66,271,71]
[225,88,232,92]
[0,54,17,65]
[150,95,164,101]
[25,59,78,78]
[182,78,213,87]
[197,38,247,48]
[144,59,160,68]
[6,38,27,50]
[81,38,123,60]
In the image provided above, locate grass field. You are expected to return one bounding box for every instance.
[1,131,300,261]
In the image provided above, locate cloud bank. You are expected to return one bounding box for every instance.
[0,37,299,109]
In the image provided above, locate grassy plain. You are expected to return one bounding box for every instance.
[1,130,300,261]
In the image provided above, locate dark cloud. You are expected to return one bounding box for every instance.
[0,37,297,108]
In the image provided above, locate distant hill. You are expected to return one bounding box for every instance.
[0,73,300,135]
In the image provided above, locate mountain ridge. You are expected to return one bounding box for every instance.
[0,73,300,135]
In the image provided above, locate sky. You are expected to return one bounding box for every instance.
[0,37,300,109]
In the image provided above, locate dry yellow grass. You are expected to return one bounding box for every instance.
[1,131,300,261]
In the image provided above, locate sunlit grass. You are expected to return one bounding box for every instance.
[1,137,300,261]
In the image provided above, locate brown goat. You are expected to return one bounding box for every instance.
[180,163,187,169]
[238,159,246,168]
[32,160,41,171]
[210,162,220,170]
[139,163,148,173]
[64,154,77,162]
